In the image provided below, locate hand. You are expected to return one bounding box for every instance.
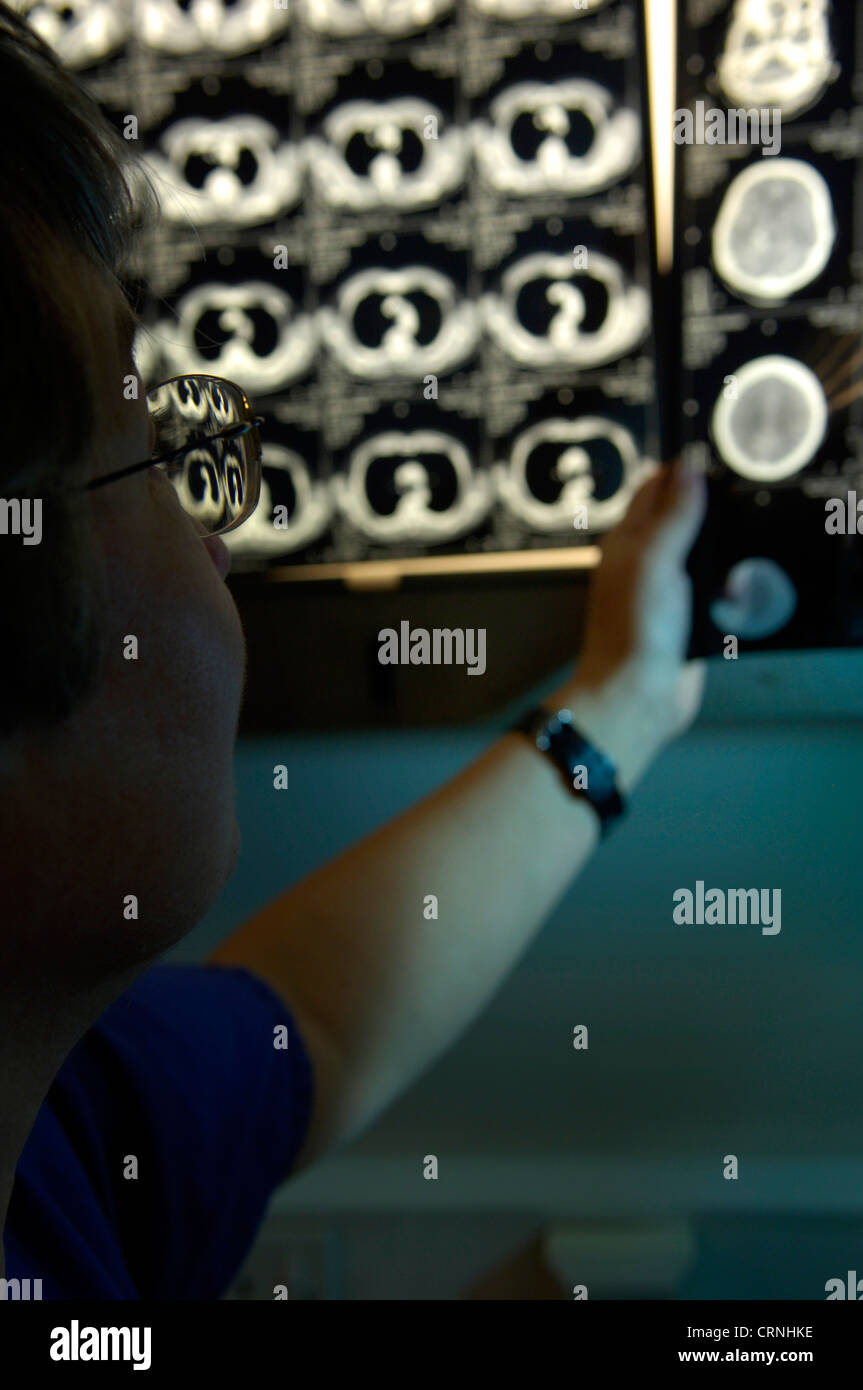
[549,459,708,794]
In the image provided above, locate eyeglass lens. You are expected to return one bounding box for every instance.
[145,375,258,535]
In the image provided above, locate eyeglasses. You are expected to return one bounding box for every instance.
[86,373,264,537]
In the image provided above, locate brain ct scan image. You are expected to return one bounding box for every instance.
[709,557,798,641]
[716,0,838,120]
[711,355,829,483]
[711,158,836,303]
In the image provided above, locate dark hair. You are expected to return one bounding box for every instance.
[0,1,156,737]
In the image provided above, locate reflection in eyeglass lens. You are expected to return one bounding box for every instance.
[148,376,244,452]
[147,377,251,534]
[169,442,247,533]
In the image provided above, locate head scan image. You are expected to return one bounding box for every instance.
[712,158,836,303]
[711,355,828,483]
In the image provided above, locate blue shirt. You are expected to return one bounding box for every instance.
[2,963,315,1299]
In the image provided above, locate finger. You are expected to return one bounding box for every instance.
[644,459,707,564]
[673,659,707,732]
[682,657,706,701]
[619,462,664,530]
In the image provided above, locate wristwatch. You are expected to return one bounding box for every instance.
[511,704,626,837]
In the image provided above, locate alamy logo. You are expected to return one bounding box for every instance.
[672,881,781,935]
[378,621,486,675]
[0,498,42,545]
[50,1321,151,1371]
[825,494,863,534]
[673,100,781,156]
[0,1277,42,1299]
[826,1271,863,1299]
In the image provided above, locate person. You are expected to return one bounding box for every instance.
[0,1,706,1298]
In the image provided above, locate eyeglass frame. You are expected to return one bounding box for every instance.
[84,372,265,537]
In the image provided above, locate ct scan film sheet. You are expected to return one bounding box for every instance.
[49,0,661,571]
[676,0,863,656]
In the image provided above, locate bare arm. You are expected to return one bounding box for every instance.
[208,460,707,1173]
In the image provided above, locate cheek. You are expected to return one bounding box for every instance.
[148,512,246,746]
[52,491,251,950]
[100,487,246,801]
[133,511,246,909]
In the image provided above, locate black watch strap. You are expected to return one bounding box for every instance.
[511,704,626,837]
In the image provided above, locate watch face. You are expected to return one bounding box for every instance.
[515,707,622,828]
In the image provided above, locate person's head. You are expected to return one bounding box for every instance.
[0,3,246,988]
